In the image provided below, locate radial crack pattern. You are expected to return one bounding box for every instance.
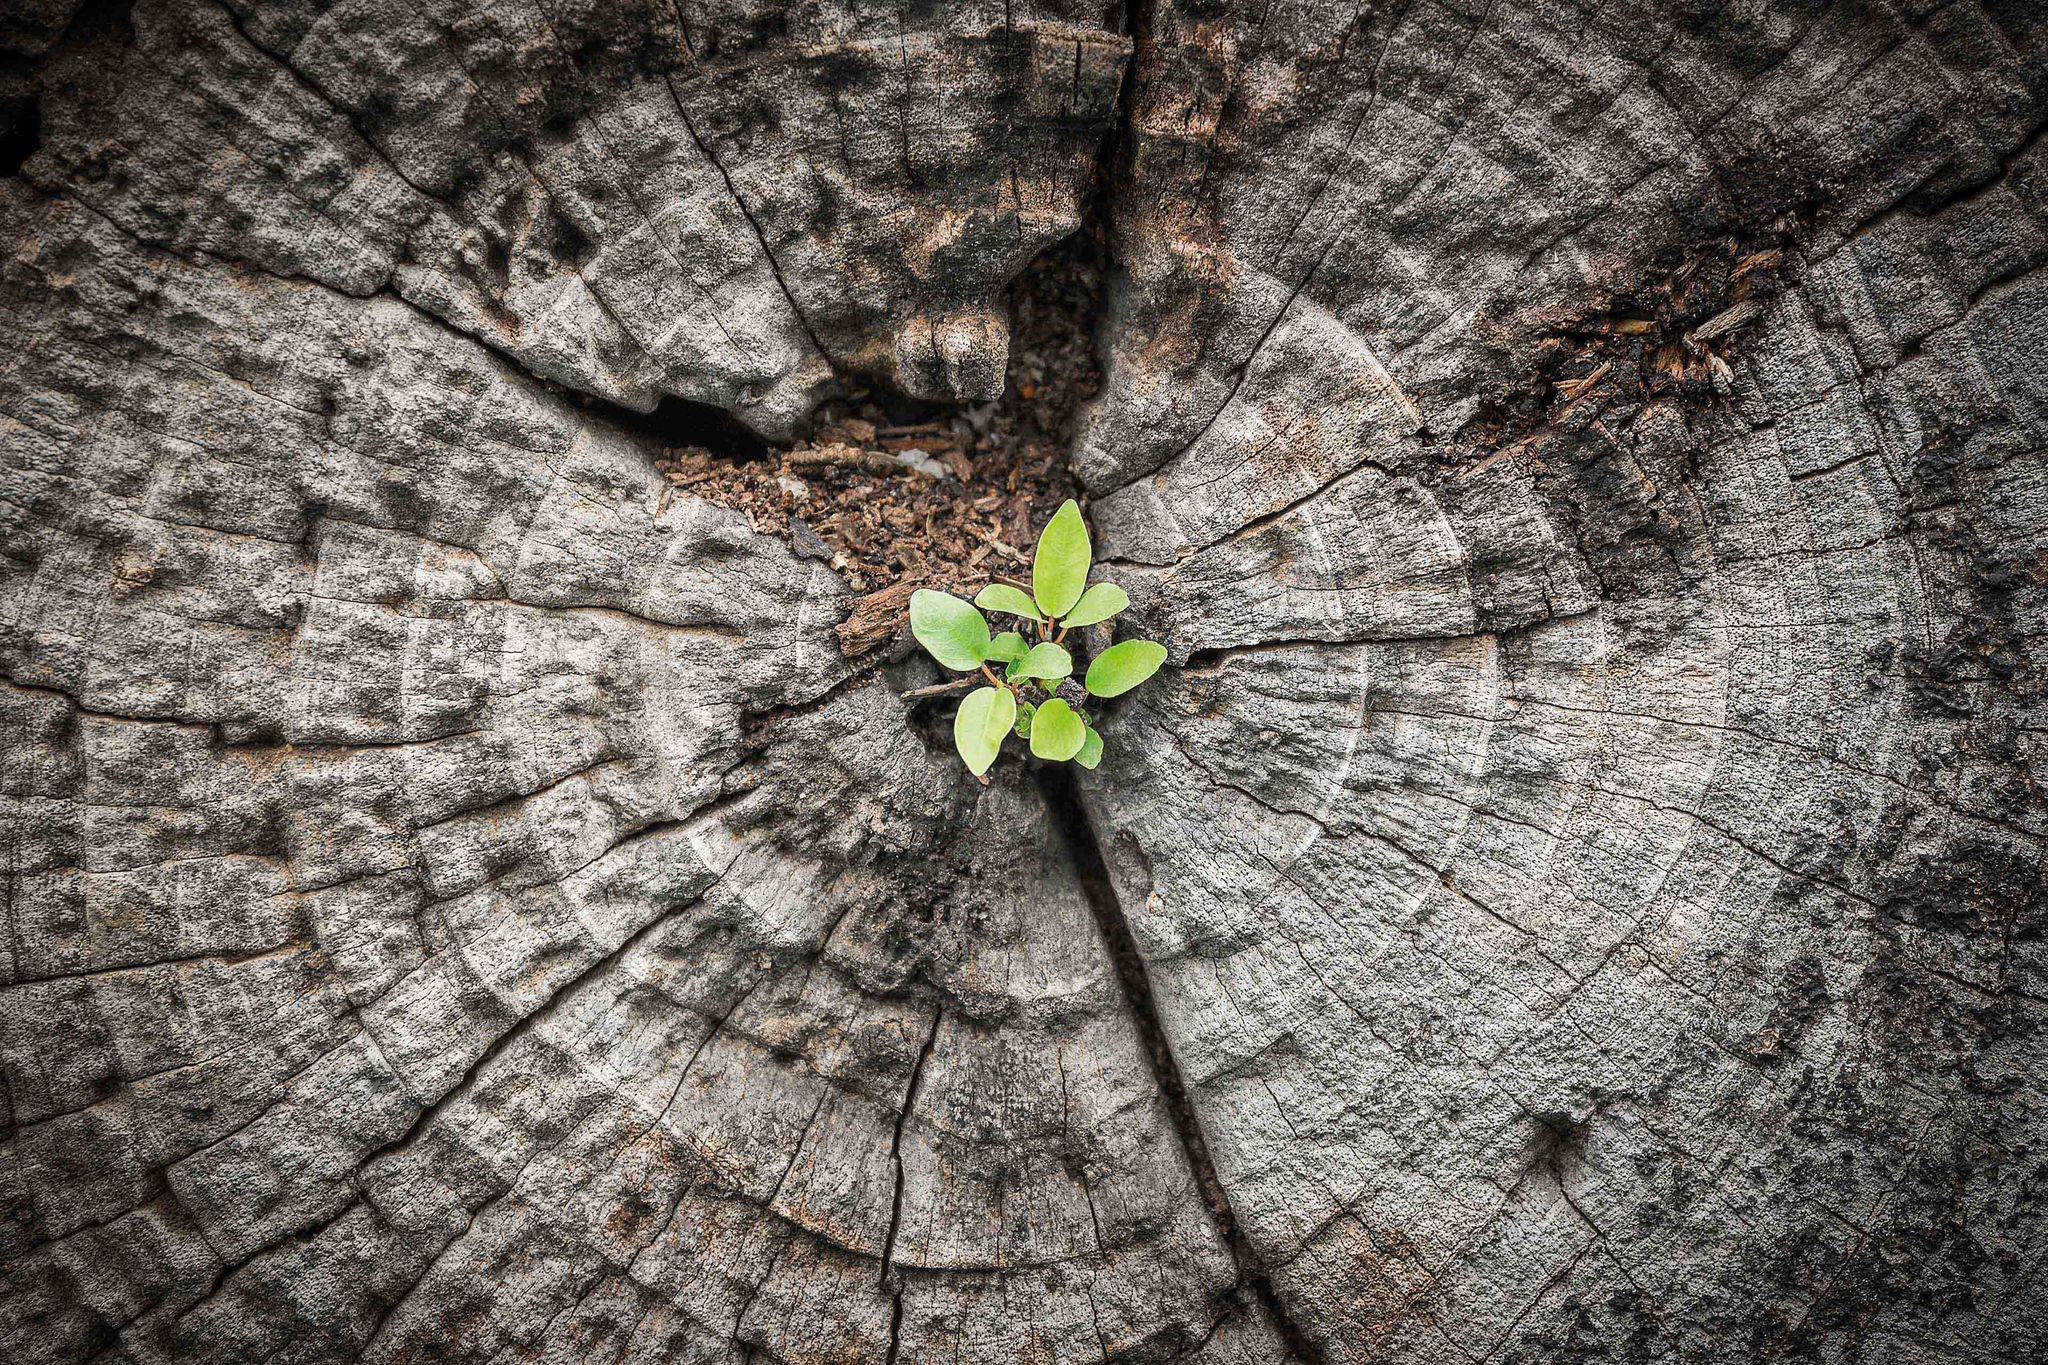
[4,2,2048,1364]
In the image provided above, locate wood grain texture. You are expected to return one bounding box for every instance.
[2,2,2045,1362]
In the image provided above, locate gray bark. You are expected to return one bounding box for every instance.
[2,2,2046,1363]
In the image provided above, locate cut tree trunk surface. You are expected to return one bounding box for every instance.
[2,3,2045,1363]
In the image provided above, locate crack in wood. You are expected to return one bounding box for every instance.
[880,1005,944,1363]
[1036,764,1323,1364]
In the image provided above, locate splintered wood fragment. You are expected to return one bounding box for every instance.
[1554,361,1611,400]
[836,580,923,656]
[1734,248,1783,278]
[1689,298,1763,344]
[1460,435,1545,480]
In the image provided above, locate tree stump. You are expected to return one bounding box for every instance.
[3,2,2045,1362]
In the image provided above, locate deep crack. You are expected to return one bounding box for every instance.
[1036,764,1324,1365]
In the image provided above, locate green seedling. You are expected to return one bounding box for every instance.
[909,499,1166,779]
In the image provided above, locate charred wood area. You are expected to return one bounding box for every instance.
[2,2,2046,1363]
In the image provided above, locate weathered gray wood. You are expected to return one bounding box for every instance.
[1083,3,2048,1361]
[3,2,2046,1363]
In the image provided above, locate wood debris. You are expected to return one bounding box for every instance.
[1688,299,1764,345]
[654,238,1104,658]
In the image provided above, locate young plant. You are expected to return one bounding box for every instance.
[909,500,1166,779]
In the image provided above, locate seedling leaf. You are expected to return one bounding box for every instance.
[1012,641,1073,683]
[1029,698,1086,761]
[911,590,990,671]
[985,631,1028,665]
[1084,639,1167,697]
[1076,727,1103,770]
[1059,582,1129,629]
[954,685,1015,777]
[1032,500,1090,618]
[974,584,1044,623]
[1015,700,1036,738]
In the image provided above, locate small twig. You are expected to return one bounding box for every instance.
[899,678,978,700]
[783,445,909,476]
[980,530,1028,563]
